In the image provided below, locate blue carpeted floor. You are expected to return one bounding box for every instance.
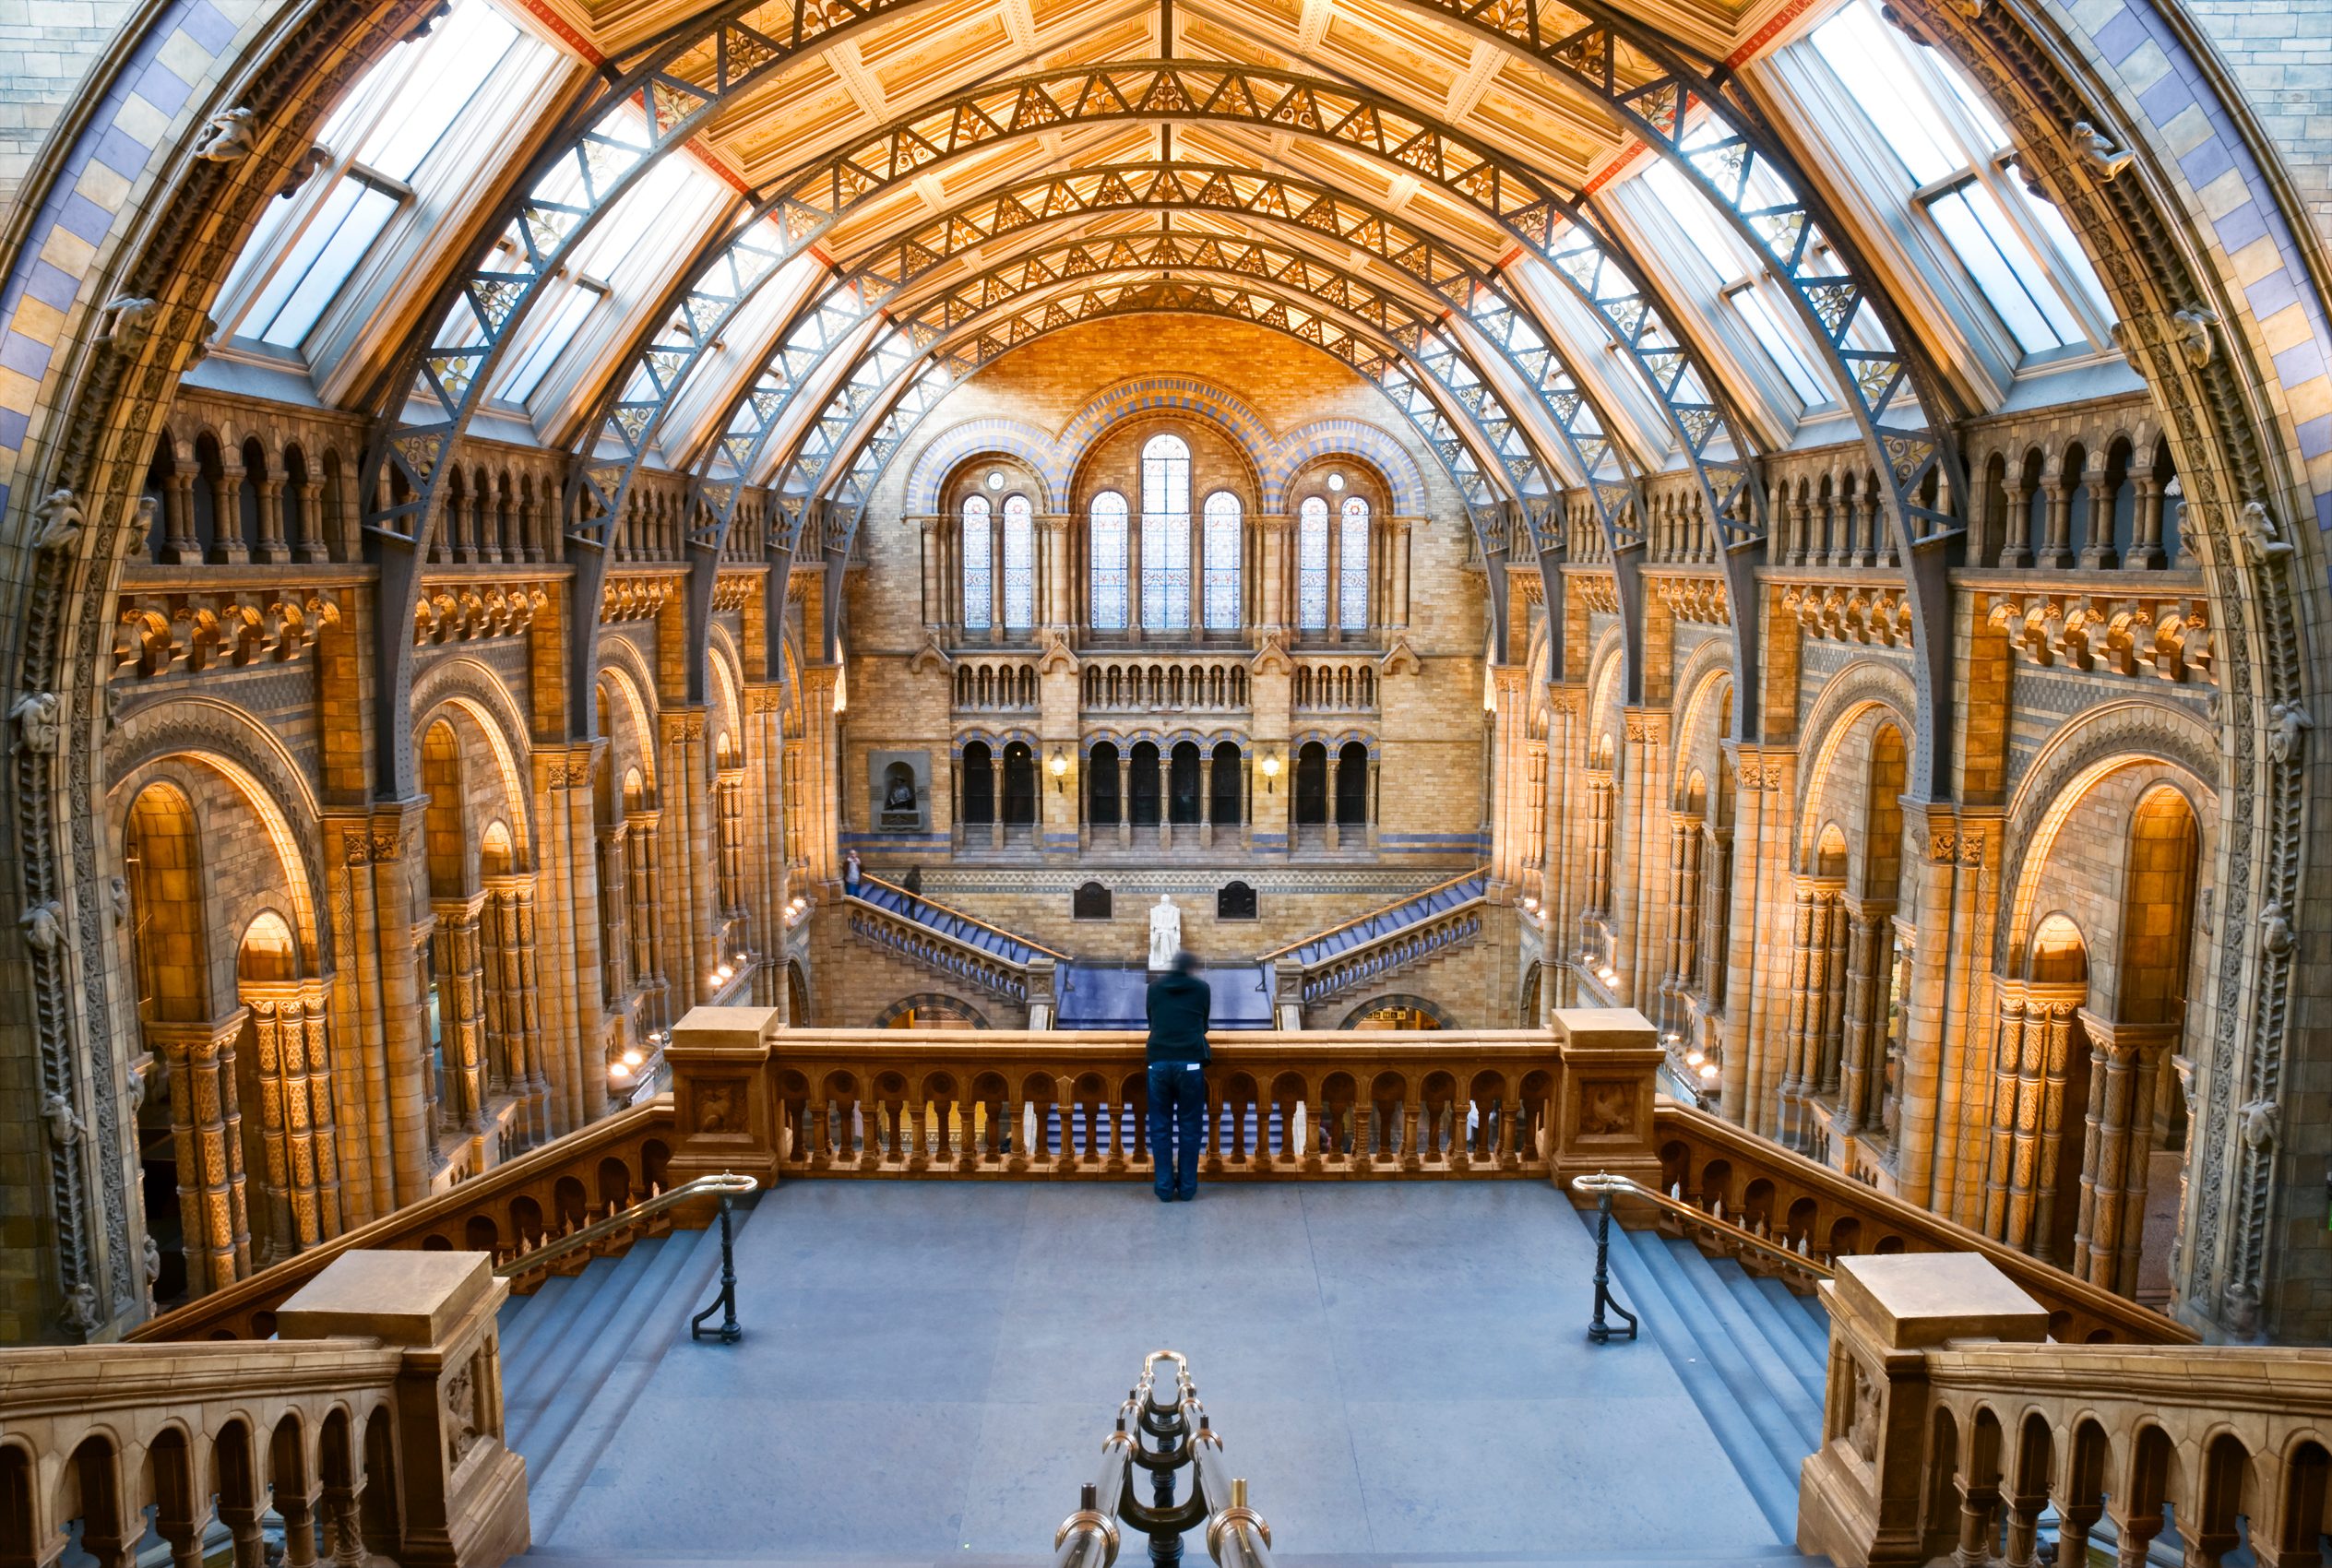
[529,1182,1785,1561]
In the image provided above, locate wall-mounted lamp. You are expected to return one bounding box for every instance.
[1259,752,1281,793]
[1049,747,1069,793]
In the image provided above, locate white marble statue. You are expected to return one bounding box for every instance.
[1148,895,1182,971]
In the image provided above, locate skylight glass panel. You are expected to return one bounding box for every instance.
[2012,178,2114,318]
[572,113,715,277]
[245,177,402,347]
[497,280,601,403]
[1642,160,1742,285]
[356,2,519,183]
[1927,181,2079,352]
[1811,3,1962,186]
[1937,55,2011,153]
[1731,284,1831,404]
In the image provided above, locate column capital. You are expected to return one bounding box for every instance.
[2073,1011,2183,1061]
[143,1008,252,1060]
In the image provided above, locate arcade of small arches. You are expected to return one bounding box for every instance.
[0,0,2324,1362]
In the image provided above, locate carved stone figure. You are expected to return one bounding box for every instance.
[2172,307,2218,369]
[30,488,82,554]
[1147,895,1182,971]
[143,1232,161,1287]
[1846,1360,1881,1463]
[13,690,60,754]
[108,875,129,927]
[60,1282,101,1335]
[2237,499,2293,564]
[277,143,330,198]
[2071,121,2132,180]
[2269,701,2312,766]
[42,1090,82,1147]
[2240,1098,2278,1150]
[191,105,257,161]
[103,295,160,353]
[20,899,64,954]
[2259,900,2294,956]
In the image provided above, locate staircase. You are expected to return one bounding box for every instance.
[496,1208,749,1548]
[495,1188,1833,1565]
[1590,1213,1831,1545]
[1261,866,1490,1007]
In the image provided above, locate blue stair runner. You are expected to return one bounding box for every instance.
[1277,870,1488,968]
[1586,1212,1831,1545]
[848,878,1058,965]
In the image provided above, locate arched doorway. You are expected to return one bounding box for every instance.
[1343,994,1451,1030]
[1293,742,1328,826]
[1001,742,1037,829]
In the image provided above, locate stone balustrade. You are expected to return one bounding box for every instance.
[952,654,1041,711]
[0,1251,525,1568]
[658,1007,1667,1194]
[1080,654,1251,712]
[1290,654,1378,712]
[131,1100,680,1342]
[1653,1099,2194,1346]
[1799,1250,2330,1568]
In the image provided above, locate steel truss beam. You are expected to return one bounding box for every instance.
[545,45,1786,721]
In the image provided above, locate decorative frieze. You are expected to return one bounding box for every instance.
[113,587,345,678]
[413,580,551,646]
[1779,582,1913,647]
[1984,588,2213,684]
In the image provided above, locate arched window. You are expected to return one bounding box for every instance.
[1002,494,1034,630]
[1141,434,1191,630]
[1339,495,1371,630]
[962,493,993,632]
[1297,496,1329,631]
[1090,491,1129,631]
[1202,491,1242,631]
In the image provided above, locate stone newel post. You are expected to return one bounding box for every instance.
[1550,1006,1662,1194]
[664,1004,782,1189]
[1797,1253,2048,1568]
[278,1251,529,1568]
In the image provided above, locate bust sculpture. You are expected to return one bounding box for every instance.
[1148,894,1182,971]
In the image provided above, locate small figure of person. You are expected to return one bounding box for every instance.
[1145,949,1211,1202]
[844,848,862,890]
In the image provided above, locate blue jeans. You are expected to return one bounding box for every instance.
[1148,1063,1206,1197]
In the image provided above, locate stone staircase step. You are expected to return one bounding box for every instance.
[1592,1219,1803,1541]
[503,1250,630,1397]
[1707,1255,1828,1399]
[1641,1241,1818,1455]
[1752,1273,1833,1367]
[497,1270,577,1373]
[525,1215,745,1543]
[506,1233,690,1461]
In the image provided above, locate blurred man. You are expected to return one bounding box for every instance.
[1145,950,1211,1202]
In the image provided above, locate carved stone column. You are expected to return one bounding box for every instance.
[2070,1014,2182,1294]
[482,875,547,1147]
[236,979,340,1263]
[145,1010,254,1296]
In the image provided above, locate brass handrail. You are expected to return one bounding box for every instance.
[1570,1171,1834,1281]
[494,1172,758,1280]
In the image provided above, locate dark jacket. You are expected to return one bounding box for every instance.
[1145,972,1212,1065]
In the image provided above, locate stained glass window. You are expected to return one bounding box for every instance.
[961,494,992,631]
[1339,496,1371,630]
[1002,494,1034,630]
[1141,434,1191,631]
[1202,492,1242,631]
[1090,491,1129,631]
[1298,496,1329,631]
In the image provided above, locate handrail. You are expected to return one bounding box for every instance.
[1057,1350,1275,1568]
[495,1171,756,1279]
[1572,1171,1834,1281]
[851,873,1074,960]
[1256,865,1488,962]
[130,1097,677,1341]
[1653,1098,2195,1344]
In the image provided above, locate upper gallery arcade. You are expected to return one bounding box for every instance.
[0,0,2326,1352]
